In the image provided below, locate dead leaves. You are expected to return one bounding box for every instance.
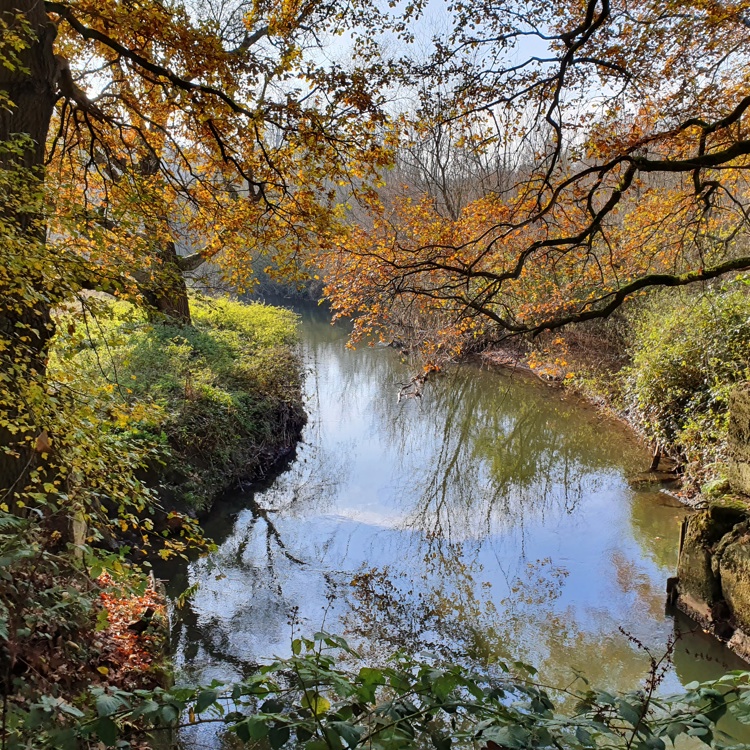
[95,572,167,691]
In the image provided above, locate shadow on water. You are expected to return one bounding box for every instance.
[160,298,750,746]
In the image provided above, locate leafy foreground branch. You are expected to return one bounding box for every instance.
[12,632,750,750]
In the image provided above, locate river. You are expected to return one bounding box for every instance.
[163,300,748,747]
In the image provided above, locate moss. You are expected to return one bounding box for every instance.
[708,495,750,520]
[702,478,732,499]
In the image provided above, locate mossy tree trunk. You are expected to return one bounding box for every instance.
[139,241,192,325]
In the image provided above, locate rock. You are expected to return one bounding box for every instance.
[702,477,731,499]
[677,506,745,604]
[720,540,750,632]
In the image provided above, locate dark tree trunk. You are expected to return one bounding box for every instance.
[140,241,192,325]
[0,2,58,498]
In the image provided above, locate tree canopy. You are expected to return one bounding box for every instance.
[322,0,750,356]
[0,0,394,499]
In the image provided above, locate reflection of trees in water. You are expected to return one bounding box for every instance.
[342,542,568,666]
[299,307,648,546]
[339,534,702,694]
[166,437,349,683]
[393,367,646,542]
[170,305,671,710]
[627,490,686,572]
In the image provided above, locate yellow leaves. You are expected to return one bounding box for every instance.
[301,692,331,716]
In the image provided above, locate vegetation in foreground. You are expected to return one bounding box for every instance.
[11,631,750,749]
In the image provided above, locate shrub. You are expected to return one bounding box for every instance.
[624,282,750,484]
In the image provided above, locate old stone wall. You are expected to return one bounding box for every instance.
[728,383,750,495]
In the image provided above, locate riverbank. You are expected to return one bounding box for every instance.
[477,282,750,498]
[474,290,750,663]
[1,294,307,747]
[52,294,307,514]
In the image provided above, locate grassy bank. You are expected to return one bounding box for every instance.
[51,294,306,512]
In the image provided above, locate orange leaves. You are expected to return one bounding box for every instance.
[95,571,166,688]
[42,0,396,310]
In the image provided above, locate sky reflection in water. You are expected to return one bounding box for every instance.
[165,302,746,718]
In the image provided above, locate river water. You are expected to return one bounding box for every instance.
[165,301,747,746]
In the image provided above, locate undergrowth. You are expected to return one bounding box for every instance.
[547,278,750,489]
[1,294,306,748]
[51,294,306,511]
[624,283,750,485]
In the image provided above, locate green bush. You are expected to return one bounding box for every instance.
[51,294,306,511]
[16,630,750,749]
[625,282,750,483]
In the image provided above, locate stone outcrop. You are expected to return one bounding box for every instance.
[672,383,750,660]
[728,383,750,495]
[674,499,750,658]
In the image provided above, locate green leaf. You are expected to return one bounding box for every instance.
[48,728,78,750]
[96,693,123,718]
[95,716,119,747]
[617,699,643,726]
[664,721,686,741]
[269,723,291,749]
[235,717,269,742]
[329,721,364,748]
[261,698,284,713]
[432,674,458,701]
[575,726,595,747]
[58,701,85,719]
[296,725,314,743]
[481,725,531,748]
[160,703,180,723]
[195,689,218,714]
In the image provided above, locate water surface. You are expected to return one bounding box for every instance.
[165,301,747,742]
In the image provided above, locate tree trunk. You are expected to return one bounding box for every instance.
[0,2,58,497]
[139,241,192,325]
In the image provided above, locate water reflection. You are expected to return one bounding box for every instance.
[164,300,742,728]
